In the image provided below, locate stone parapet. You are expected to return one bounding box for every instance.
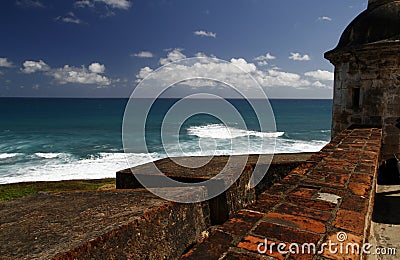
[181,128,382,259]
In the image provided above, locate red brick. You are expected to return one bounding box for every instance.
[332,209,365,235]
[286,196,336,213]
[325,174,349,186]
[267,183,295,196]
[219,210,263,237]
[288,187,319,199]
[318,163,353,172]
[237,235,286,260]
[340,195,369,215]
[281,174,305,185]
[307,153,329,163]
[322,158,354,168]
[263,212,326,234]
[358,154,378,163]
[354,164,376,174]
[253,222,321,245]
[287,253,314,260]
[224,249,271,260]
[348,182,371,197]
[180,230,233,259]
[349,174,373,185]
[320,187,345,197]
[302,178,345,189]
[321,232,362,260]
[290,165,311,175]
[304,170,328,180]
[247,194,281,213]
[275,203,331,222]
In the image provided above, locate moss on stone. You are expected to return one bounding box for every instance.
[0,178,115,202]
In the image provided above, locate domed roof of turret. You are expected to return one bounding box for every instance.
[335,0,400,49]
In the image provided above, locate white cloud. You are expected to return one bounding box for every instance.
[230,58,257,73]
[75,0,131,10]
[195,52,216,58]
[132,51,154,58]
[56,12,83,24]
[254,53,276,66]
[311,81,330,88]
[258,69,311,89]
[289,52,311,61]
[159,48,187,65]
[22,60,112,86]
[195,52,207,58]
[194,30,217,38]
[304,69,334,81]
[254,53,276,61]
[0,58,14,68]
[22,60,50,73]
[135,67,154,82]
[257,61,269,66]
[97,0,131,9]
[75,0,94,8]
[318,16,332,21]
[136,51,330,91]
[51,65,111,85]
[16,0,45,8]
[88,62,106,73]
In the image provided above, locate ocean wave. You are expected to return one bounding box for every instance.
[0,139,328,184]
[320,130,331,133]
[187,124,284,139]
[0,153,22,159]
[275,139,328,153]
[34,153,63,159]
[0,152,161,184]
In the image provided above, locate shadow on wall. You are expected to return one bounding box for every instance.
[372,190,400,224]
[372,159,400,224]
[378,158,400,185]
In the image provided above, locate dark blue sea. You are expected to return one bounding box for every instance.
[0,98,332,183]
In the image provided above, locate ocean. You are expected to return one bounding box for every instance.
[0,98,332,184]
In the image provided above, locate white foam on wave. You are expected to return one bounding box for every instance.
[320,130,331,133]
[187,124,284,139]
[275,139,328,153]
[0,153,22,159]
[0,152,161,184]
[34,153,63,159]
[0,138,329,184]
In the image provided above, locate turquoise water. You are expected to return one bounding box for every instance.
[0,98,332,183]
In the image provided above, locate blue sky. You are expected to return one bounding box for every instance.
[0,0,366,98]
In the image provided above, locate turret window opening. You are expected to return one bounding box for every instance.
[352,87,361,109]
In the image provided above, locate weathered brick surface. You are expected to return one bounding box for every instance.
[223,248,271,260]
[218,210,263,237]
[285,196,337,212]
[180,230,233,259]
[183,128,382,260]
[253,222,322,245]
[332,209,366,235]
[262,212,326,234]
[237,235,287,260]
[321,232,362,260]
[287,186,319,199]
[275,203,331,222]
[247,194,282,213]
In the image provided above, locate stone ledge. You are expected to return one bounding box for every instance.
[0,188,209,259]
[117,154,308,225]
